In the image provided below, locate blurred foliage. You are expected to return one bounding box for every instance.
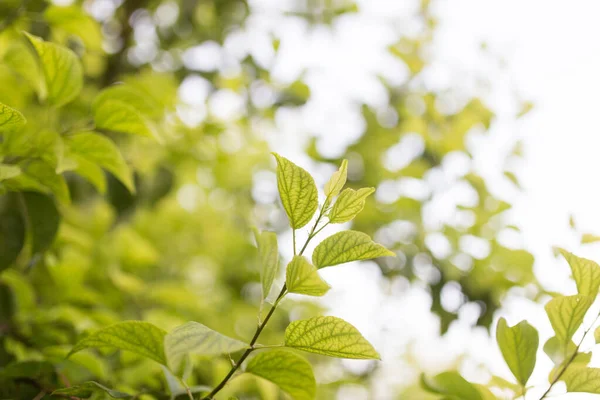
[0,0,537,398]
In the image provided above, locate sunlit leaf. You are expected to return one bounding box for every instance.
[328,187,375,223]
[94,85,164,119]
[273,153,318,229]
[22,192,60,254]
[324,159,348,199]
[0,102,26,132]
[495,317,538,385]
[559,249,600,296]
[44,5,103,50]
[0,164,21,181]
[285,316,379,359]
[68,321,167,365]
[421,371,483,400]
[164,321,247,371]
[312,230,394,268]
[93,98,157,138]
[582,234,600,244]
[52,381,132,398]
[255,230,279,300]
[246,350,316,400]
[545,295,593,350]
[24,32,83,107]
[543,336,576,366]
[286,256,330,296]
[562,366,600,394]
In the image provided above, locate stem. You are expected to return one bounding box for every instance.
[539,313,600,399]
[292,229,297,255]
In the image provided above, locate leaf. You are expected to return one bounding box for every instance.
[286,256,330,296]
[93,84,164,119]
[495,317,538,386]
[312,230,394,268]
[0,102,26,132]
[543,336,576,365]
[164,321,248,371]
[328,187,375,224]
[66,132,135,193]
[421,372,483,400]
[68,321,167,365]
[285,316,379,359]
[0,164,21,181]
[52,381,132,398]
[273,153,318,229]
[559,249,600,296]
[23,32,83,107]
[21,159,70,203]
[162,367,212,400]
[0,207,25,272]
[582,233,600,244]
[93,98,157,138]
[73,157,107,193]
[44,5,103,51]
[562,366,600,393]
[246,350,316,400]
[22,192,61,254]
[255,230,279,300]
[324,159,348,199]
[545,295,593,350]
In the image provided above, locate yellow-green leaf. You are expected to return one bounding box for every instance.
[286,256,330,297]
[543,336,576,366]
[52,381,131,398]
[164,321,247,371]
[94,85,164,119]
[420,372,483,400]
[495,318,538,386]
[246,350,316,400]
[65,132,134,193]
[285,316,379,359]
[545,295,593,350]
[255,230,279,300]
[559,249,600,296]
[68,321,167,365]
[24,32,83,107]
[312,230,394,268]
[562,366,600,394]
[93,98,157,138]
[328,187,375,224]
[582,233,600,244]
[273,153,318,229]
[324,159,348,199]
[0,103,26,132]
[0,164,21,181]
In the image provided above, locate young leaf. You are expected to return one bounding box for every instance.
[285,316,379,359]
[68,321,167,365]
[562,366,600,393]
[93,98,157,138]
[273,153,318,229]
[0,103,26,132]
[255,230,279,300]
[52,381,131,398]
[66,132,135,193]
[0,164,21,181]
[164,321,248,371]
[246,350,316,400]
[312,230,394,268]
[23,32,83,107]
[324,159,348,199]
[328,187,375,224]
[545,295,593,350]
[420,371,483,400]
[286,256,330,297]
[559,249,600,296]
[22,192,60,255]
[495,317,539,386]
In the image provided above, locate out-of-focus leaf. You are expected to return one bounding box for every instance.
[0,164,21,181]
[22,192,60,254]
[0,102,26,132]
[93,99,157,138]
[255,230,279,300]
[0,206,25,271]
[420,371,483,400]
[582,234,600,244]
[52,381,132,398]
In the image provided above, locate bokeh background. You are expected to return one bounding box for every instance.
[2,0,600,399]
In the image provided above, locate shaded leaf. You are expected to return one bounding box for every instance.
[0,102,26,132]
[285,316,379,359]
[328,187,375,224]
[421,372,483,400]
[255,230,279,300]
[246,350,316,400]
[559,249,600,295]
[273,153,318,229]
[68,321,167,365]
[495,317,538,385]
[545,295,593,350]
[22,192,60,255]
[0,206,25,272]
[52,381,132,398]
[312,230,394,268]
[286,256,330,296]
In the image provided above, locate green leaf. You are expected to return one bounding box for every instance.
[285,316,379,359]
[328,187,375,224]
[162,367,212,400]
[66,132,135,193]
[559,249,600,296]
[421,372,483,400]
[164,321,247,371]
[545,295,593,351]
[324,159,348,199]
[246,350,316,400]
[23,32,83,107]
[495,317,538,386]
[68,321,167,365]
[0,206,25,272]
[582,233,600,244]
[21,159,70,204]
[255,230,279,300]
[52,381,132,398]
[0,102,26,132]
[94,84,164,119]
[562,366,600,393]
[312,230,394,268]
[543,336,576,365]
[93,97,157,138]
[286,256,330,296]
[44,5,103,51]
[22,192,60,254]
[0,164,21,181]
[273,153,318,229]
[72,156,107,193]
